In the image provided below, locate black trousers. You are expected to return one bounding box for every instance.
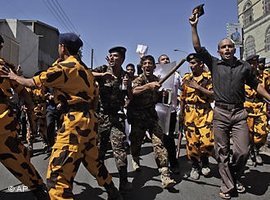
[163,111,178,168]
[46,107,60,147]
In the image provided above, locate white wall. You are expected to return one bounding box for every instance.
[1,19,39,77]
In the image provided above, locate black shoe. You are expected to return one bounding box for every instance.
[170,166,180,174]
[119,181,133,193]
[105,183,123,200]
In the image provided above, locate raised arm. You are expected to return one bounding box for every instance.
[189,13,202,52]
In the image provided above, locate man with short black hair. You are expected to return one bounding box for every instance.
[128,55,176,189]
[157,54,180,174]
[179,53,214,180]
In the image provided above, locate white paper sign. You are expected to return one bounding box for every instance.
[136,44,148,55]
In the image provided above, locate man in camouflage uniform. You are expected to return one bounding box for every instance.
[2,33,122,200]
[127,55,175,189]
[93,46,132,192]
[0,34,49,199]
[26,83,48,153]
[179,53,214,180]
[245,55,270,166]
[258,57,270,154]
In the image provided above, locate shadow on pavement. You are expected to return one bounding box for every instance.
[123,185,163,200]
[110,165,164,200]
[73,180,104,200]
[243,168,270,196]
[0,191,35,200]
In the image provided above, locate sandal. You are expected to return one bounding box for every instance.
[236,181,246,193]
[219,191,231,199]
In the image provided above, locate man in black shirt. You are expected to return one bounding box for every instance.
[189,12,270,199]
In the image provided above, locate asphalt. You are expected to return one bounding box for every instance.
[0,138,270,200]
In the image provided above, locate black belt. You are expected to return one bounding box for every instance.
[215,102,243,110]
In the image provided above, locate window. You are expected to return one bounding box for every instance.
[243,1,253,27]
[265,27,270,51]
[245,36,256,58]
[264,0,270,14]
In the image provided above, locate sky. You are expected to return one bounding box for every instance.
[1,0,239,75]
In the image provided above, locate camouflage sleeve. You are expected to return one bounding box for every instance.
[33,64,65,89]
[132,76,144,88]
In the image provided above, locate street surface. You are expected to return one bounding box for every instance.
[0,138,270,200]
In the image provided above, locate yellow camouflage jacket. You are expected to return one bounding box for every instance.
[180,71,213,105]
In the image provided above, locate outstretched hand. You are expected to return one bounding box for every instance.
[0,64,10,76]
[189,13,199,26]
[0,65,18,81]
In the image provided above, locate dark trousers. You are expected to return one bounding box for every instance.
[213,106,249,193]
[20,111,27,141]
[163,111,178,168]
[46,108,60,147]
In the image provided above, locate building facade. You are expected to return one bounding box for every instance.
[238,0,270,62]
[0,19,58,77]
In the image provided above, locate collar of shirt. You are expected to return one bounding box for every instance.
[217,57,244,67]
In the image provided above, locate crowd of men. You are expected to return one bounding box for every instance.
[1,7,270,200]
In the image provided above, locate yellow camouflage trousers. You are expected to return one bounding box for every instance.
[0,122,44,190]
[245,102,269,146]
[247,115,268,145]
[47,111,112,200]
[183,105,214,161]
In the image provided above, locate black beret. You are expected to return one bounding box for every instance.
[259,57,266,64]
[109,46,126,56]
[246,54,259,63]
[186,53,203,62]
[59,33,83,53]
[0,35,4,43]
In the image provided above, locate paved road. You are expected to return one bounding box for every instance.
[0,139,270,200]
